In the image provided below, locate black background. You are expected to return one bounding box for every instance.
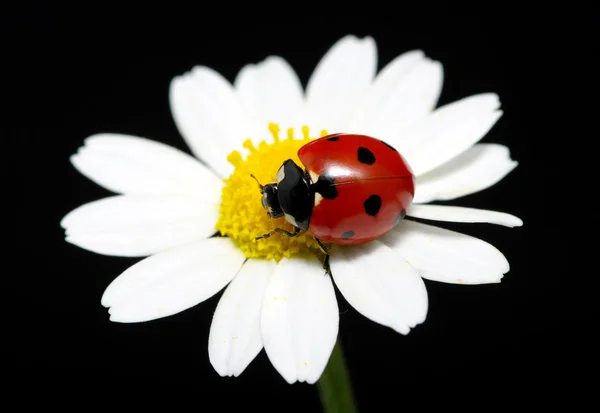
[8,7,590,408]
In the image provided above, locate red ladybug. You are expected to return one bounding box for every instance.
[255,133,415,256]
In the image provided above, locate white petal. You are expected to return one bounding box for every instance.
[102,237,245,322]
[349,50,443,141]
[234,56,304,130]
[305,35,377,132]
[61,194,220,257]
[261,255,338,384]
[402,94,503,176]
[209,259,275,377]
[381,220,510,285]
[407,204,523,227]
[330,241,428,335]
[169,66,258,178]
[414,144,518,203]
[70,134,222,196]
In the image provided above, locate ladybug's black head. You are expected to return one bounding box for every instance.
[252,160,314,231]
[251,174,284,219]
[260,183,284,219]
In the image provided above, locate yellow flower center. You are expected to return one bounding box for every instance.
[215,123,329,261]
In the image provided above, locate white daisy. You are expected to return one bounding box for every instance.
[61,35,522,384]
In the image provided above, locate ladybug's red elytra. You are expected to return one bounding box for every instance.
[255,133,415,264]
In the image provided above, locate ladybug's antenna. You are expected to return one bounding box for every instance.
[250,174,264,192]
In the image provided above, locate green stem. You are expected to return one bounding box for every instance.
[317,338,358,413]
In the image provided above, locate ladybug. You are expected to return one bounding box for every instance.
[255,133,415,267]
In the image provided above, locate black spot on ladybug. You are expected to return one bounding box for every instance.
[393,209,407,227]
[358,147,376,165]
[341,230,355,239]
[364,195,382,216]
[326,136,339,141]
[312,174,338,199]
[381,140,397,152]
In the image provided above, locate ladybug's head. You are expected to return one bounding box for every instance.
[251,174,284,219]
[261,183,284,219]
[252,160,313,232]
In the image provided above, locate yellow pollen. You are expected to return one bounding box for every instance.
[216,123,329,261]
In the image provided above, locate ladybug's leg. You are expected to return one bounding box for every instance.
[315,238,329,254]
[322,254,332,276]
[255,226,302,241]
[315,238,332,276]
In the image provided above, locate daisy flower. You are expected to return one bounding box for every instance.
[61,35,522,384]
